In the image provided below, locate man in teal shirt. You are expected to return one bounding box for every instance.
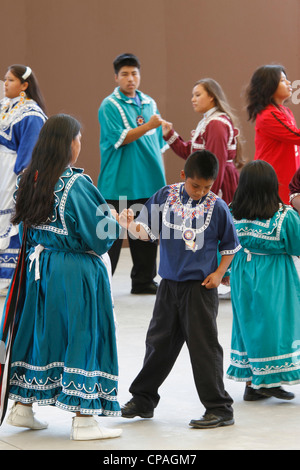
[98,53,168,294]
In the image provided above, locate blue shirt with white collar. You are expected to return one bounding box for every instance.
[136,183,241,282]
[97,87,168,200]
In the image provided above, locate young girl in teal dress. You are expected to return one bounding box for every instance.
[226,160,300,401]
[1,114,122,440]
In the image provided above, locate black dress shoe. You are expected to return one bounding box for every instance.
[121,399,154,419]
[131,282,158,295]
[258,386,295,400]
[189,413,234,429]
[243,385,271,401]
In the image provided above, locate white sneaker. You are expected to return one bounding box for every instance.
[70,416,122,441]
[218,284,231,299]
[6,403,48,430]
[0,287,9,297]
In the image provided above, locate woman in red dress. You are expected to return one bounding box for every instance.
[162,79,243,205]
[247,64,300,204]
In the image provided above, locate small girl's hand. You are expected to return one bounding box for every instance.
[110,209,119,221]
[221,276,230,286]
[119,208,134,228]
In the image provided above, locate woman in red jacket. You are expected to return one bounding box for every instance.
[247,65,300,204]
[162,79,243,205]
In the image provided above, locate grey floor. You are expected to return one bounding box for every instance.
[0,247,299,451]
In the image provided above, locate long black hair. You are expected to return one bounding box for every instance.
[195,78,244,169]
[8,64,47,114]
[230,160,284,220]
[12,114,81,227]
[246,64,286,121]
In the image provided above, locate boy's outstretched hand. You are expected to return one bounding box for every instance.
[118,209,149,241]
[119,208,135,229]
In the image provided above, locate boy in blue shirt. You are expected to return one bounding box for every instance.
[119,150,241,428]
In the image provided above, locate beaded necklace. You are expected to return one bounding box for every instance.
[163,183,217,251]
[130,93,145,126]
[0,92,27,125]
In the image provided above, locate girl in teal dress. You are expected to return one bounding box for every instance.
[226,160,300,401]
[2,114,122,440]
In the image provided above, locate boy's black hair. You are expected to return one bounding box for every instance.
[230,160,284,220]
[184,150,219,181]
[113,53,141,74]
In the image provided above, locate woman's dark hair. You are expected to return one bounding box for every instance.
[230,160,284,220]
[12,114,81,227]
[184,150,219,181]
[113,53,140,74]
[8,64,47,113]
[246,64,286,121]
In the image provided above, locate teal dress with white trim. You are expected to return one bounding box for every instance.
[226,206,300,389]
[5,167,121,416]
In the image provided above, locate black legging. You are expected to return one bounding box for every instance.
[106,198,158,289]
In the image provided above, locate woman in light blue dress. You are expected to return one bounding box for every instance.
[2,114,122,440]
[226,161,300,401]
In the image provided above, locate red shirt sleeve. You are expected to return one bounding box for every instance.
[163,129,192,160]
[257,106,300,144]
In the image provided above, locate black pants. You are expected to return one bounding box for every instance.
[129,279,233,417]
[106,199,158,289]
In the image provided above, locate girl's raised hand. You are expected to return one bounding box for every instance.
[161,120,173,136]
